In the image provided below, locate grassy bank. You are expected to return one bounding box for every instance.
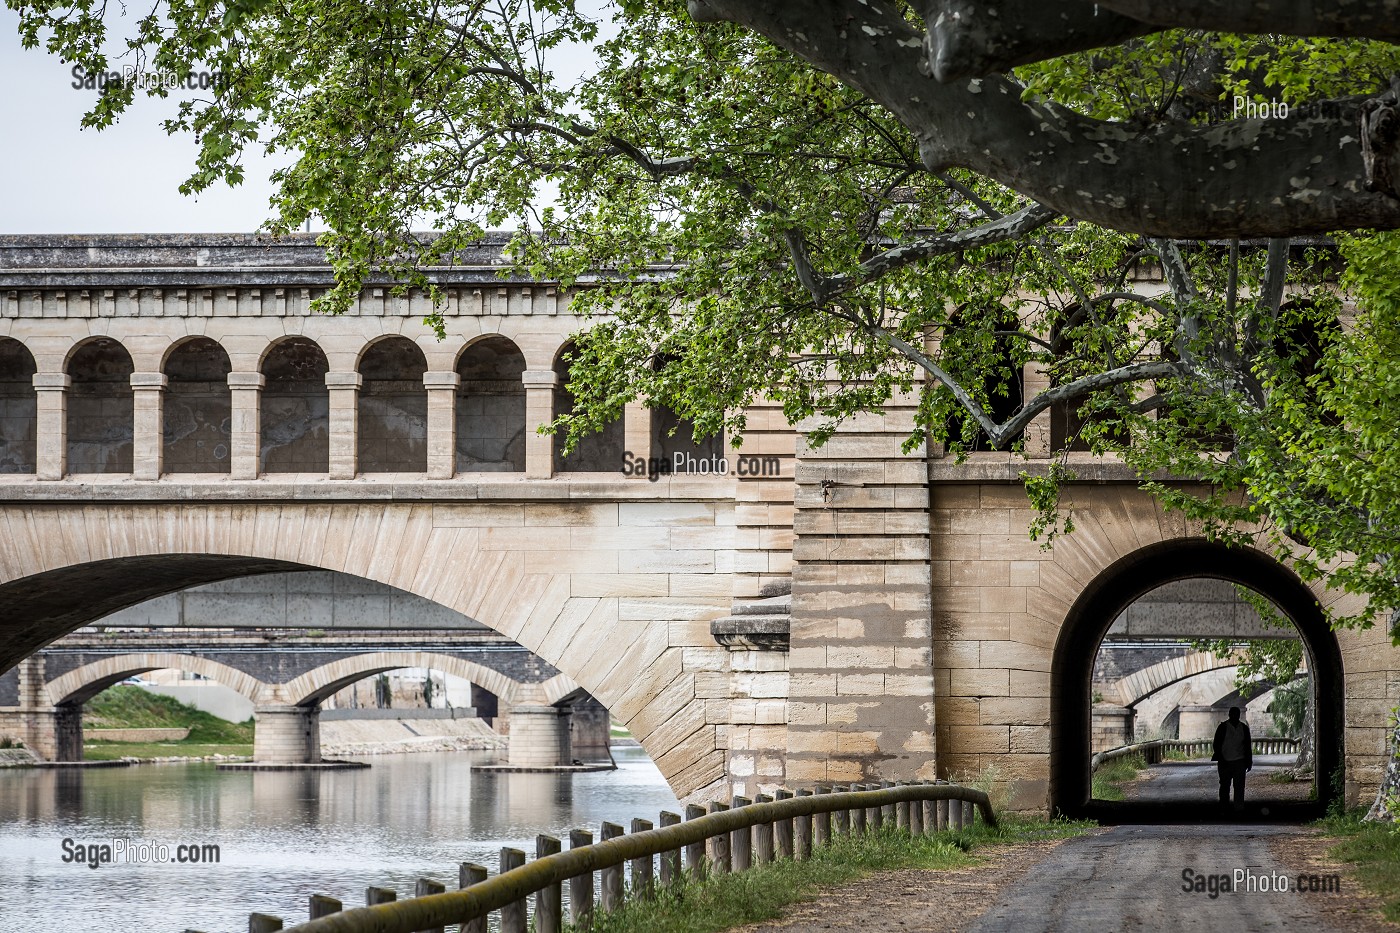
[1321,811,1400,922]
[1091,754,1148,801]
[82,686,253,760]
[577,816,1092,933]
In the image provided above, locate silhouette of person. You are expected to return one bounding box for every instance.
[1211,706,1252,807]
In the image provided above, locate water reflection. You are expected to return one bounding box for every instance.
[0,748,678,932]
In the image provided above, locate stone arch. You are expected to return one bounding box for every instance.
[163,336,233,473]
[66,336,135,474]
[0,336,37,474]
[1049,537,1344,819]
[260,336,330,473]
[455,334,526,473]
[281,651,560,708]
[46,652,263,707]
[1106,650,1246,707]
[0,505,722,798]
[357,335,428,473]
[552,339,624,473]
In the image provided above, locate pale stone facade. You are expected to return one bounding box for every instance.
[1,235,1397,813]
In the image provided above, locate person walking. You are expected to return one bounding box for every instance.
[1211,706,1253,807]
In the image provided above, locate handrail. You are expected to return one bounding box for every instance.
[251,782,994,933]
[1091,736,1301,769]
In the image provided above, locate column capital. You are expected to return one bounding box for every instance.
[423,371,461,390]
[130,372,168,389]
[32,373,71,391]
[228,372,266,389]
[325,371,363,389]
[522,370,559,388]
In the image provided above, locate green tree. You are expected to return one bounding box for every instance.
[7,0,1400,818]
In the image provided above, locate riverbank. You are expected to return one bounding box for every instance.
[582,818,1094,933]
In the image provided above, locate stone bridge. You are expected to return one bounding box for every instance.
[0,626,613,764]
[1,235,1397,817]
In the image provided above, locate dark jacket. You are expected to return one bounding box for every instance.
[1211,719,1253,767]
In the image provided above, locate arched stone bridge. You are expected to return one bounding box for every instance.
[5,626,603,765]
[1,235,1397,815]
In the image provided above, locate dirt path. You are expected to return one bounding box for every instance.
[736,825,1395,933]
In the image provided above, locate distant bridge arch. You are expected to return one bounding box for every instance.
[45,652,263,707]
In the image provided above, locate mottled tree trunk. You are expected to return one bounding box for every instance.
[1364,712,1399,823]
[1293,690,1316,775]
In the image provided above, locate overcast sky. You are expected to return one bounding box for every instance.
[0,5,606,234]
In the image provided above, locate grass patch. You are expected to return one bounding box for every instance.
[578,817,1092,933]
[1319,811,1400,923]
[1091,754,1148,801]
[82,686,254,759]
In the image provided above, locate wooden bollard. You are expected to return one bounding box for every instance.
[731,797,753,871]
[308,895,341,920]
[851,786,868,835]
[500,848,527,933]
[908,784,923,835]
[685,804,708,878]
[459,863,489,933]
[921,785,937,837]
[814,785,832,845]
[366,887,397,906]
[895,782,911,830]
[831,785,850,836]
[868,783,885,830]
[249,914,283,933]
[963,800,976,827]
[569,830,595,930]
[708,802,731,874]
[794,789,813,860]
[753,794,775,864]
[537,835,563,933]
[414,879,446,933]
[774,790,795,859]
[948,799,964,831]
[630,818,655,898]
[659,811,682,886]
[599,823,625,912]
[936,796,949,832]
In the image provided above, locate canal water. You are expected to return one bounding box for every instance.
[0,748,679,932]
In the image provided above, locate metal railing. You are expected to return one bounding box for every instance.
[232,781,996,933]
[1092,736,1301,769]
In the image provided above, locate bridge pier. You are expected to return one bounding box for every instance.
[252,706,321,764]
[507,704,572,767]
[568,696,612,762]
[0,656,83,761]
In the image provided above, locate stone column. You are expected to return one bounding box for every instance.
[1023,362,1051,458]
[423,371,460,480]
[325,372,362,480]
[785,391,935,787]
[32,373,69,480]
[522,370,557,479]
[130,372,167,479]
[624,400,651,469]
[228,372,265,480]
[252,706,321,764]
[507,704,572,767]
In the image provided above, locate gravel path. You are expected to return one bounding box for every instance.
[1123,755,1313,807]
[736,820,1394,933]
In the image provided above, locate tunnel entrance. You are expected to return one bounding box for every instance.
[1051,540,1343,823]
